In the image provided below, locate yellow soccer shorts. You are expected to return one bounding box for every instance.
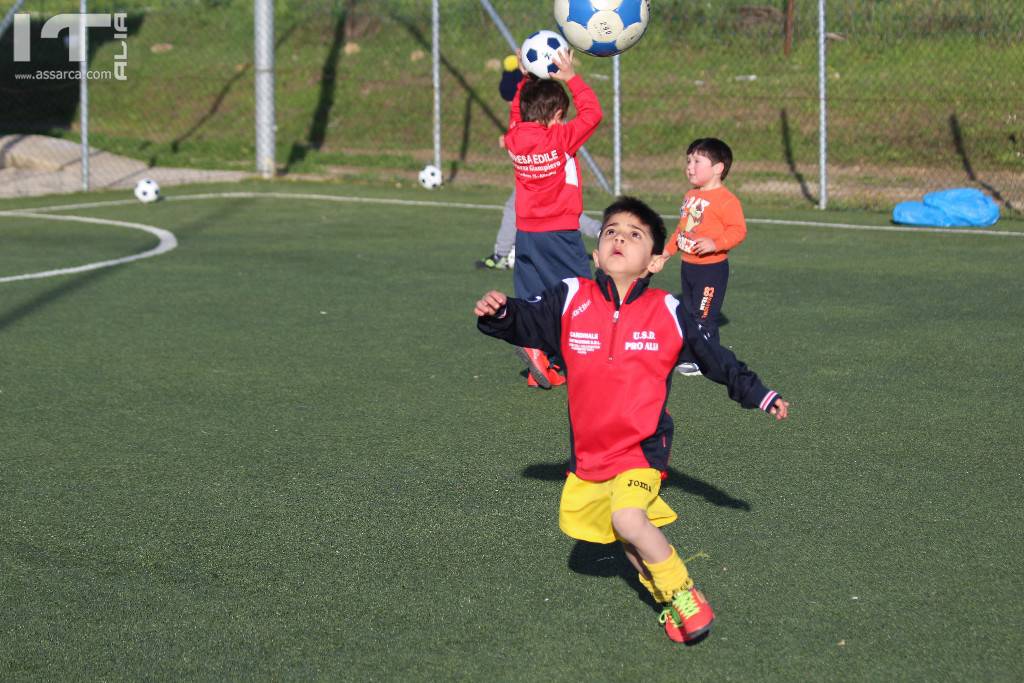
[559,467,678,544]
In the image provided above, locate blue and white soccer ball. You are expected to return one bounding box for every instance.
[133,178,160,203]
[520,29,568,79]
[554,0,650,57]
[418,164,442,190]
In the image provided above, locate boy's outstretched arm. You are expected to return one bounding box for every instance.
[551,49,602,155]
[674,304,790,420]
[475,283,567,360]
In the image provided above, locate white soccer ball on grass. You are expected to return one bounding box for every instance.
[418,164,443,190]
[134,178,161,203]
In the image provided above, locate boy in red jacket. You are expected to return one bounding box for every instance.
[504,48,602,389]
[475,196,789,644]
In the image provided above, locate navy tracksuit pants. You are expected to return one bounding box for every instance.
[678,259,730,364]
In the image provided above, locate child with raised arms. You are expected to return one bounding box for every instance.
[502,47,602,389]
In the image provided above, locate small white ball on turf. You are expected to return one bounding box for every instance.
[418,164,442,190]
[520,29,568,79]
[554,0,650,58]
[134,178,160,203]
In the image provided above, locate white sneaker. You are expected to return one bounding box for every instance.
[675,362,701,376]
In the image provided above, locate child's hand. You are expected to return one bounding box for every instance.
[691,236,718,255]
[550,48,576,82]
[768,398,790,421]
[498,134,506,149]
[475,290,508,317]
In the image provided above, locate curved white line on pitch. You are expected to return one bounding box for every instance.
[0,211,178,283]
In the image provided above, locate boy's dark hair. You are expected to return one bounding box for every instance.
[687,137,733,181]
[601,196,666,255]
[520,78,570,124]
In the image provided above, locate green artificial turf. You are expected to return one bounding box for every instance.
[1,181,1022,680]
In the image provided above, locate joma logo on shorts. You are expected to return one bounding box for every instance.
[627,479,652,492]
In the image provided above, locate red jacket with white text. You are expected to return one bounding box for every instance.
[478,271,781,481]
[504,75,602,232]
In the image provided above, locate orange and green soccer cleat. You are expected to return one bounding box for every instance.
[659,585,714,643]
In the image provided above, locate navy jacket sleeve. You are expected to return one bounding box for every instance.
[476,282,567,360]
[499,69,522,102]
[675,306,782,413]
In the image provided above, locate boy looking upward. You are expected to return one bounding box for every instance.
[503,48,602,389]
[475,196,789,643]
[662,138,747,376]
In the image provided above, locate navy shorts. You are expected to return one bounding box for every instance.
[513,230,591,299]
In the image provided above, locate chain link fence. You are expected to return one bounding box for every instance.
[1,0,1021,214]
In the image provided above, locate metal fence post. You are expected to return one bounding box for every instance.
[432,0,441,171]
[818,0,828,209]
[80,0,89,192]
[612,53,621,196]
[254,0,276,178]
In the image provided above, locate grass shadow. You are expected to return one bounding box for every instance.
[949,112,1016,213]
[567,540,661,612]
[522,462,751,511]
[285,12,346,171]
[0,14,145,134]
[780,108,815,205]
[389,12,505,183]
[171,23,298,165]
[0,197,246,332]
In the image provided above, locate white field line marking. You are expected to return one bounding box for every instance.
[0,211,178,283]
[743,217,1022,237]
[15,191,1022,238]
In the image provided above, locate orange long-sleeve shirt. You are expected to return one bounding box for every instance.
[664,186,747,265]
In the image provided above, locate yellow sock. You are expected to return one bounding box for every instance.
[645,546,692,600]
[637,572,674,603]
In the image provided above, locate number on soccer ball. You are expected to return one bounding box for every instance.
[554,0,650,58]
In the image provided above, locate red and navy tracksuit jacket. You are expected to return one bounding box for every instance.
[477,270,781,482]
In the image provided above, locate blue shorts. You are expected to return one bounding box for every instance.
[513,230,591,299]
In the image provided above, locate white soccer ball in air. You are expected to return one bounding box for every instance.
[133,178,160,203]
[520,29,568,79]
[418,164,442,190]
[554,0,650,57]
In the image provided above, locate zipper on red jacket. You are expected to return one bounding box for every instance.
[608,309,620,361]
[607,279,638,361]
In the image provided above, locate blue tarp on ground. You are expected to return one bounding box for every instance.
[893,188,1000,227]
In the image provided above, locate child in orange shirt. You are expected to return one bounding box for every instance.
[661,138,747,376]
